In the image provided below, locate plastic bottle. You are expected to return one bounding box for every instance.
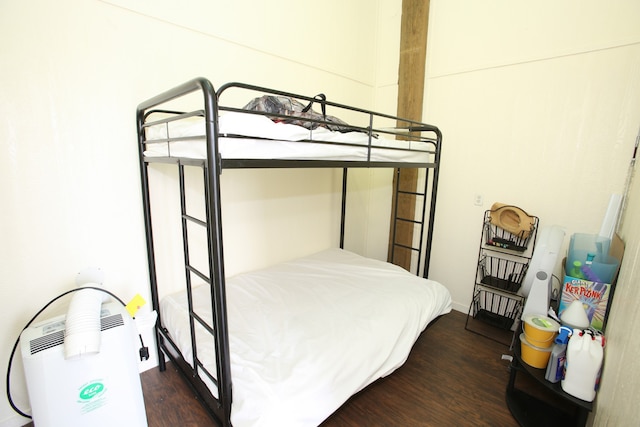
[569,260,586,279]
[545,326,572,383]
[561,329,605,402]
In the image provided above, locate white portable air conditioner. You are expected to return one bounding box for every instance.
[20,300,148,427]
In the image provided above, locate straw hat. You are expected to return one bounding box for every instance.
[489,203,535,238]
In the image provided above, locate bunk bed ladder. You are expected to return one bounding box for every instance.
[389,168,431,277]
[177,162,214,386]
[175,158,233,427]
[137,78,233,427]
[389,125,441,279]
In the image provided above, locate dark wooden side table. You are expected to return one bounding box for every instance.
[506,334,592,427]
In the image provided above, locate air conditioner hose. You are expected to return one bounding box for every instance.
[63,286,108,359]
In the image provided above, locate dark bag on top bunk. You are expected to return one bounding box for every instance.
[243,94,352,132]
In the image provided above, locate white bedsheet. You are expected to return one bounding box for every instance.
[160,249,451,427]
[144,112,433,163]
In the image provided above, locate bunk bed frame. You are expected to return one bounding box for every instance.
[136,77,442,426]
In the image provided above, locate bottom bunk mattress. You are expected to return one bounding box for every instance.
[160,248,452,427]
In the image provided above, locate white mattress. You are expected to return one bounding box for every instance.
[144,112,433,163]
[160,248,451,427]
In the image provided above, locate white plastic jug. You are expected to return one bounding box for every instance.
[561,329,604,402]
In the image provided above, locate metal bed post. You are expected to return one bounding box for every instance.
[340,168,348,249]
[136,104,164,371]
[201,78,233,426]
[422,127,442,278]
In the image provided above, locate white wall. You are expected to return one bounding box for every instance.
[423,1,640,424]
[595,158,640,425]
[424,0,640,313]
[0,1,401,425]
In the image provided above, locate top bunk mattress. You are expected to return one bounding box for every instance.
[143,111,435,163]
[160,248,452,427]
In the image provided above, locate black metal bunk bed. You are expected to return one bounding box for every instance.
[136,77,443,427]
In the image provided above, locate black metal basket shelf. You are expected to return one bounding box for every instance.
[477,254,528,293]
[474,309,515,330]
[483,209,538,253]
[466,205,538,346]
[471,287,523,330]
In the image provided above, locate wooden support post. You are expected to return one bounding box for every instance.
[388,0,430,270]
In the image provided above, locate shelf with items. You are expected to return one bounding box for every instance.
[465,205,538,346]
[477,253,530,293]
[481,208,537,257]
[506,333,592,427]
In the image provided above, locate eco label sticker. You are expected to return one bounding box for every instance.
[77,380,108,414]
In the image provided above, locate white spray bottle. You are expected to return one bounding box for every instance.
[545,326,572,383]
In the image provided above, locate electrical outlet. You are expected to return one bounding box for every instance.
[474,194,483,206]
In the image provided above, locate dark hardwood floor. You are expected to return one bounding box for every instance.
[138,310,522,427]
